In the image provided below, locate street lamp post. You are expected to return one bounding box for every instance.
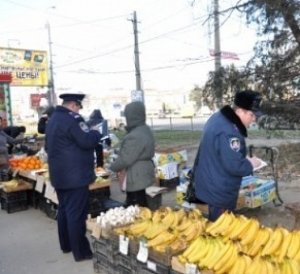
[46,21,56,106]
[45,7,56,106]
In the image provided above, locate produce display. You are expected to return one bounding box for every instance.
[9,156,44,170]
[107,207,300,274]
[113,207,207,254]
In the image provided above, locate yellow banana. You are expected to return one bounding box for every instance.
[278,230,293,262]
[240,218,260,245]
[247,227,271,257]
[187,237,210,264]
[152,210,164,223]
[261,226,284,256]
[243,255,252,269]
[282,259,293,274]
[189,208,202,219]
[228,255,246,274]
[128,220,150,236]
[228,215,252,240]
[138,207,152,220]
[181,221,200,242]
[293,239,300,262]
[143,222,167,239]
[205,211,230,234]
[287,231,300,259]
[221,216,240,238]
[206,240,231,270]
[213,242,235,272]
[147,230,176,247]
[265,259,276,274]
[177,217,193,231]
[288,258,300,274]
[199,238,218,268]
[214,244,238,274]
[182,236,202,258]
[161,210,176,228]
[245,257,262,274]
[207,211,234,236]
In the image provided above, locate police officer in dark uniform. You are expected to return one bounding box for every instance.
[194,90,263,221]
[45,93,102,262]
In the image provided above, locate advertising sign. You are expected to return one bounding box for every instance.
[0,47,48,86]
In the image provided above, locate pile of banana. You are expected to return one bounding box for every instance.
[113,207,208,253]
[176,211,300,273]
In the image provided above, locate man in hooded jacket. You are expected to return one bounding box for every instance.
[110,101,155,206]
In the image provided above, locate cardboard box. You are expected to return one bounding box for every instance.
[243,179,276,208]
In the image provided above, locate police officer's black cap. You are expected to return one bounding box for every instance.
[59,93,85,107]
[234,90,262,114]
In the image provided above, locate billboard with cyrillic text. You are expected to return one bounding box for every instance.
[0,47,48,86]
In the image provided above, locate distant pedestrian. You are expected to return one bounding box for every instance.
[37,106,55,134]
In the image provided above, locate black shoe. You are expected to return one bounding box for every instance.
[62,250,71,254]
[75,254,93,262]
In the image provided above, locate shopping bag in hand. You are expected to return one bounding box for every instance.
[117,169,127,192]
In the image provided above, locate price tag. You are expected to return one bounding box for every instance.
[12,169,19,178]
[147,260,157,272]
[136,241,148,263]
[35,175,44,193]
[119,235,129,255]
[185,263,198,274]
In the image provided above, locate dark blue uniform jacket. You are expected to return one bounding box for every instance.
[194,105,253,209]
[45,106,101,189]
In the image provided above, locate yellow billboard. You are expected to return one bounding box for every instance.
[0,47,48,86]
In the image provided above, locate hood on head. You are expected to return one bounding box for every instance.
[124,101,146,130]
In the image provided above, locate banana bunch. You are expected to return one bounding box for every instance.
[147,230,176,248]
[245,257,278,274]
[152,206,173,223]
[177,235,239,274]
[279,259,300,274]
[206,211,235,236]
[138,207,152,220]
[180,219,206,242]
[246,226,272,257]
[261,226,287,256]
[227,254,252,274]
[3,179,19,188]
[143,221,168,239]
[126,219,151,237]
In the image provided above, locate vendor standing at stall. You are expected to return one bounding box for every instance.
[194,90,263,221]
[0,117,23,170]
[45,93,102,262]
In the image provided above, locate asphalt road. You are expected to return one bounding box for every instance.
[147,116,209,131]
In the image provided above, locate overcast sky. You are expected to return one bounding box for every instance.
[1,0,257,96]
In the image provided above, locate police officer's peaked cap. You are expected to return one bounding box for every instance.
[234,90,262,112]
[59,93,85,104]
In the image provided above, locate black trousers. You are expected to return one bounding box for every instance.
[56,186,92,261]
[125,189,148,207]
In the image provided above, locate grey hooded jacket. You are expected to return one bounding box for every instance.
[110,101,155,192]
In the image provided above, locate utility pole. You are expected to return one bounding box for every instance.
[214,0,222,107]
[46,21,56,106]
[130,11,144,103]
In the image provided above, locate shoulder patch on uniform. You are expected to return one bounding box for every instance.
[79,121,89,132]
[229,137,240,152]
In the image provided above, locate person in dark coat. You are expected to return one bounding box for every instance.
[86,109,110,167]
[194,90,263,221]
[45,93,102,262]
[3,125,26,154]
[110,101,155,207]
[37,106,55,134]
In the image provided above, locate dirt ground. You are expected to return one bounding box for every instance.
[228,138,300,230]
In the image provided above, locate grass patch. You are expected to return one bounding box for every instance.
[112,129,201,150]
